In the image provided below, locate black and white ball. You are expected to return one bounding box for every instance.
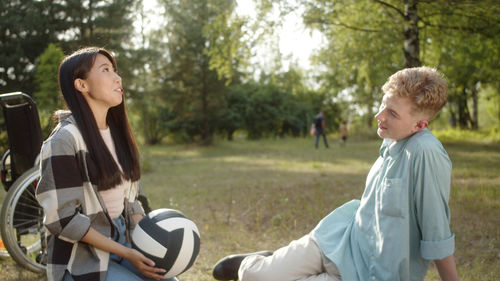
[131,208,200,278]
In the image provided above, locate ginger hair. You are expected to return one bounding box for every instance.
[382,66,448,119]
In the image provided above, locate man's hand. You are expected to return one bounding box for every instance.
[435,254,459,281]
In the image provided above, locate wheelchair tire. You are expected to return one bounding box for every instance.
[0,166,46,273]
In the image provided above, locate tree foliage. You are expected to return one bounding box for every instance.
[0,0,68,94]
[34,44,65,112]
[154,0,242,144]
[2,0,499,145]
[217,69,340,140]
[32,43,65,136]
[423,1,500,129]
[298,0,500,129]
[0,0,137,93]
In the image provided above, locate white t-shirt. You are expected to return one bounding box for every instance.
[99,127,130,218]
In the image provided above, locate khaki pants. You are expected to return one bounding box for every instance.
[239,234,342,281]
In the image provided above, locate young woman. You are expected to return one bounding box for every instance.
[36,47,178,281]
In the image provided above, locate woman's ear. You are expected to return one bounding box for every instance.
[74,78,87,93]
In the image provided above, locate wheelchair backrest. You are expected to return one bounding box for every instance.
[0,92,42,189]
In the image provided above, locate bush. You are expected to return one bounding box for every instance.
[432,127,500,143]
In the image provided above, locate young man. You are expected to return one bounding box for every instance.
[314,110,329,149]
[213,67,459,281]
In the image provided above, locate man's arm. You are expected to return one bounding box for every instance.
[435,254,459,281]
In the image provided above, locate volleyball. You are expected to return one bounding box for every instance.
[131,208,200,278]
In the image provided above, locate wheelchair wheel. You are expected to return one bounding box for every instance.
[0,166,46,273]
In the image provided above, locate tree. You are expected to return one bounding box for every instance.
[299,0,500,129]
[0,0,138,100]
[204,3,248,85]
[0,0,67,94]
[61,0,137,54]
[371,0,422,67]
[33,43,65,135]
[125,46,170,144]
[34,44,65,112]
[243,82,284,139]
[218,84,249,140]
[423,1,500,129]
[121,0,172,145]
[300,0,402,128]
[158,0,240,144]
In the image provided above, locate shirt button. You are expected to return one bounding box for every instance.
[370,236,374,240]
[371,256,375,260]
[372,276,376,280]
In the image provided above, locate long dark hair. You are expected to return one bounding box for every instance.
[58,47,140,190]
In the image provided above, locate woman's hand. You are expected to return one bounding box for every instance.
[124,247,167,280]
[81,227,167,280]
[132,213,144,225]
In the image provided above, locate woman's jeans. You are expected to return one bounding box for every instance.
[63,216,179,281]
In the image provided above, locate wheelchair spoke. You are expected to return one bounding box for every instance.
[20,191,39,205]
[12,214,42,224]
[15,225,42,236]
[20,187,39,202]
[14,201,42,212]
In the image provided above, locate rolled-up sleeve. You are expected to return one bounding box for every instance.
[36,133,91,243]
[129,199,145,215]
[421,234,455,260]
[414,143,455,260]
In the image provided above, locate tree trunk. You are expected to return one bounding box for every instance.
[200,88,211,145]
[497,82,500,125]
[447,94,457,128]
[498,95,500,126]
[200,60,212,145]
[471,82,479,130]
[367,104,374,128]
[366,89,376,128]
[403,0,421,67]
[227,129,234,141]
[88,0,94,39]
[457,88,472,129]
[449,109,457,128]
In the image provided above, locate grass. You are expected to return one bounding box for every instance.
[0,136,499,280]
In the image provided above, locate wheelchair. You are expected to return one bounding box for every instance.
[0,92,46,273]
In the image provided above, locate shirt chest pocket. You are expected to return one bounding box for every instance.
[379,178,406,218]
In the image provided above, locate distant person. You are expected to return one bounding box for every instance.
[339,120,348,146]
[212,67,458,281]
[313,111,329,149]
[36,47,176,281]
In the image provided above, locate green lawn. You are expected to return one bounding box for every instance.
[1,136,499,280]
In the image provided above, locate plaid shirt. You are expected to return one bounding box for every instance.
[36,114,145,281]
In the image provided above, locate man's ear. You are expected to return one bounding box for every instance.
[74,78,87,93]
[415,119,428,131]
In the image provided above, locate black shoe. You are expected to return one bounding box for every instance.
[212,251,273,280]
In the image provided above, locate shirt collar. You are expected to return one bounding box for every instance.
[379,137,409,157]
[379,128,430,157]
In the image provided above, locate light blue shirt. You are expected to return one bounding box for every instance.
[313,129,455,281]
